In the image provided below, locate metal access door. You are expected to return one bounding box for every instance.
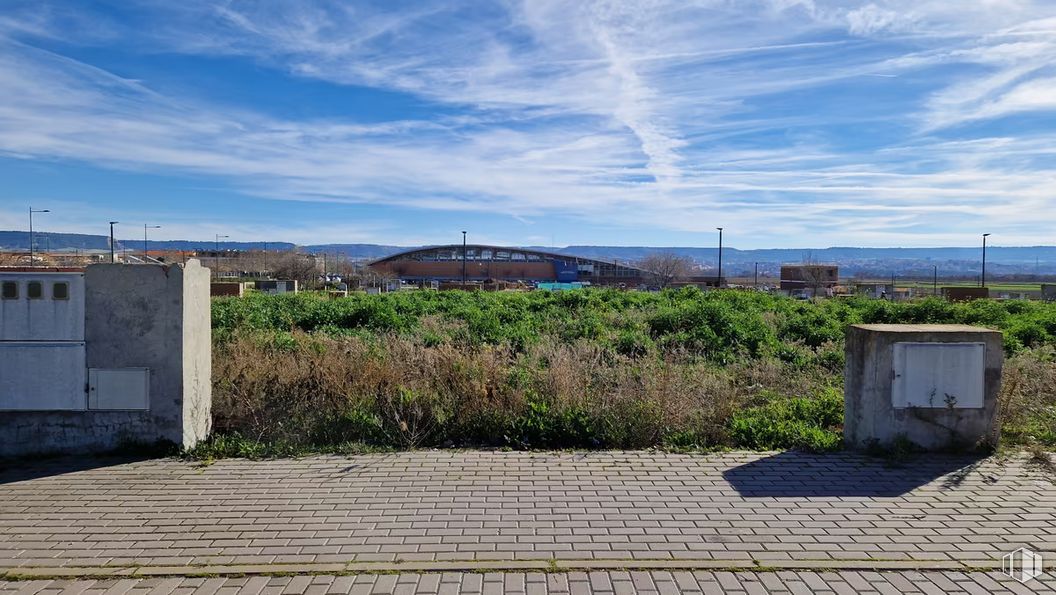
[0,342,87,410]
[892,342,985,409]
[0,271,87,410]
[0,272,85,341]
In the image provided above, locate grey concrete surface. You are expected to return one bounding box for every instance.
[0,261,211,456]
[844,324,1003,450]
[180,260,212,449]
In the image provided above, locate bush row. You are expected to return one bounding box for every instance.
[213,289,1056,358]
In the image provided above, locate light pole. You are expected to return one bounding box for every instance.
[933,265,938,296]
[215,234,229,278]
[262,241,268,276]
[109,221,120,263]
[29,208,49,266]
[461,231,467,288]
[754,261,759,289]
[716,227,723,288]
[143,224,161,259]
[981,233,991,288]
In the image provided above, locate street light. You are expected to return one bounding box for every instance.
[716,227,724,288]
[109,221,120,263]
[461,231,467,288]
[29,208,49,266]
[754,262,759,289]
[981,233,991,288]
[215,234,229,278]
[144,224,161,259]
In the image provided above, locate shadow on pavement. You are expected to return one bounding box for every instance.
[0,455,155,485]
[722,450,990,497]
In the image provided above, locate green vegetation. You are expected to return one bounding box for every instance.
[729,390,844,452]
[205,289,1056,456]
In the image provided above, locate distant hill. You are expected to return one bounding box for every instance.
[3,230,1055,277]
[0,230,116,251]
[550,245,1056,265]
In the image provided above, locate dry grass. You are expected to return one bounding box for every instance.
[211,330,839,450]
[998,347,1056,446]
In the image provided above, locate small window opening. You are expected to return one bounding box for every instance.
[1,281,17,300]
[27,281,43,299]
[53,282,69,300]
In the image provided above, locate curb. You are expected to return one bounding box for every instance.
[0,557,1004,580]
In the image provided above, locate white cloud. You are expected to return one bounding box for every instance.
[846,4,904,36]
[968,76,1056,120]
[0,1,1055,246]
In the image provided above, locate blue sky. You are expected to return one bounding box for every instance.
[1,0,1055,248]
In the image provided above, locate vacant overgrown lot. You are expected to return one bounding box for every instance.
[205,289,1056,456]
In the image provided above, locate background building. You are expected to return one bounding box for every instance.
[781,265,836,295]
[369,245,648,286]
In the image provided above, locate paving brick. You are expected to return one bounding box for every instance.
[1,451,1052,593]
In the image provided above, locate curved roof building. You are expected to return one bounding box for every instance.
[369,245,648,285]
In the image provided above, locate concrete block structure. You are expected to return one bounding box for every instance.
[779,264,839,296]
[254,279,298,294]
[0,261,211,456]
[943,286,990,302]
[1043,284,1056,301]
[844,324,1003,451]
[210,281,248,297]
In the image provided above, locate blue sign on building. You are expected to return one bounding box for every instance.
[552,260,579,282]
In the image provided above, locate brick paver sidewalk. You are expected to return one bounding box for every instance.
[1,451,1053,591]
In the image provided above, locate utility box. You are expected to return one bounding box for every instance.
[844,324,1003,451]
[1,269,87,411]
[0,261,211,456]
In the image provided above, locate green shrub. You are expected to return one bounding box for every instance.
[507,399,597,449]
[729,391,843,452]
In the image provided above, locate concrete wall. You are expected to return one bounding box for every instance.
[943,287,990,302]
[844,324,1003,451]
[779,265,839,285]
[181,261,212,448]
[0,260,211,456]
[210,282,246,297]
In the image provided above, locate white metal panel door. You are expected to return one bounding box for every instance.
[0,342,86,410]
[0,272,85,341]
[892,342,985,409]
[88,368,150,410]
